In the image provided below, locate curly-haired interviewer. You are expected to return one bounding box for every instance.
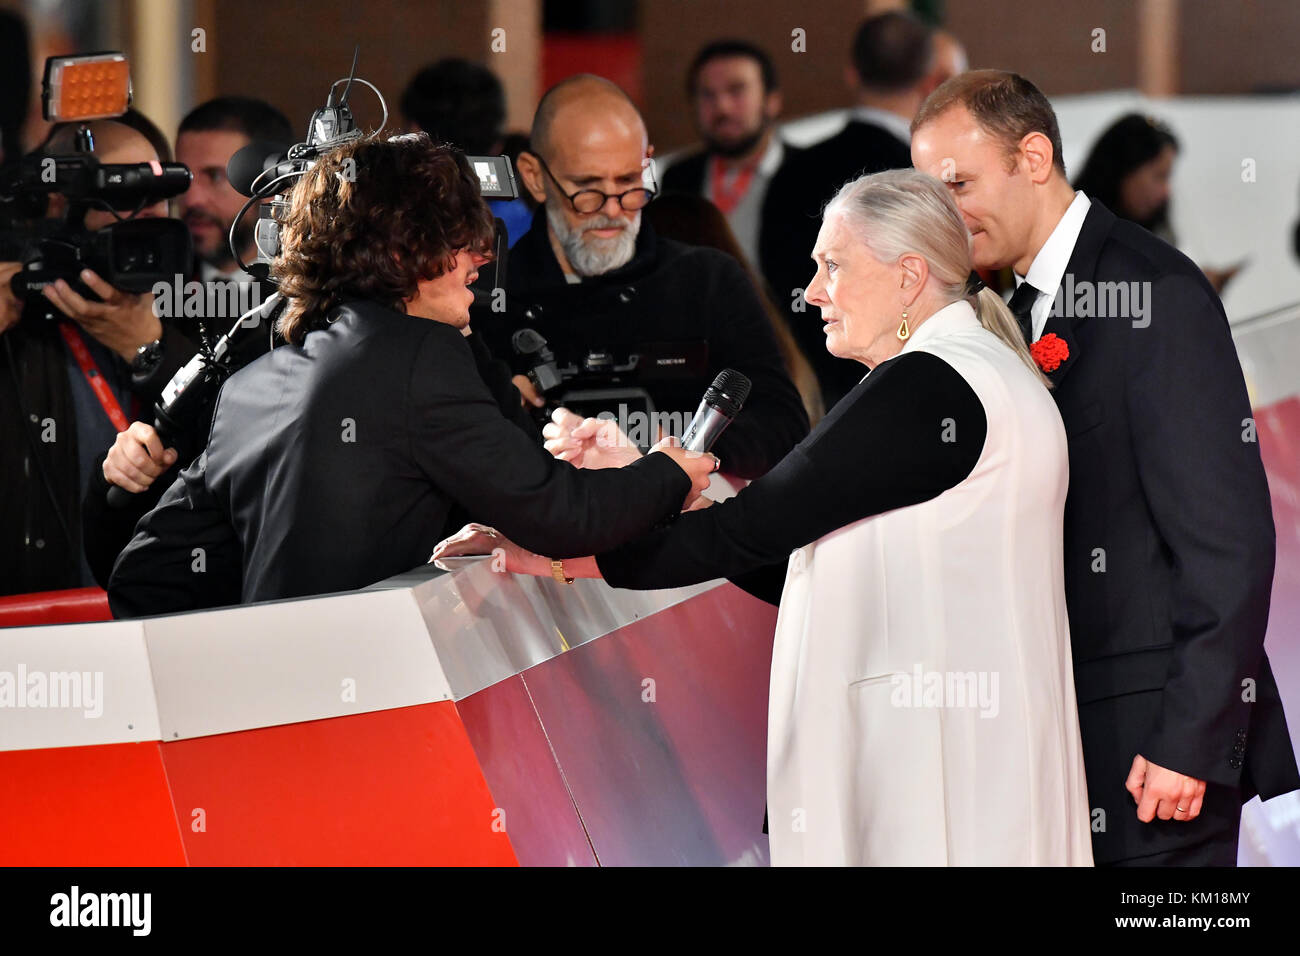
[273,133,495,343]
[107,133,716,616]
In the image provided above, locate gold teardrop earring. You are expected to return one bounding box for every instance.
[896,309,910,341]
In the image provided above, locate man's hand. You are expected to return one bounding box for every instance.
[511,373,546,409]
[42,269,162,362]
[0,262,22,336]
[1126,753,1208,823]
[543,407,643,470]
[103,421,178,493]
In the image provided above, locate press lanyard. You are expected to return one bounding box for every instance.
[710,155,760,215]
[56,320,130,432]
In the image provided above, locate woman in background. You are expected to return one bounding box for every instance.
[1075,113,1240,293]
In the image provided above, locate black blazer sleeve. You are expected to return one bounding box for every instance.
[597,351,986,589]
[409,327,692,559]
[1126,273,1277,785]
[81,450,181,589]
[704,253,810,478]
[107,448,244,618]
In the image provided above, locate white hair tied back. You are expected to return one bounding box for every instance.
[824,168,1050,387]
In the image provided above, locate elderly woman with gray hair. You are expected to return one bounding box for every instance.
[435,168,1093,866]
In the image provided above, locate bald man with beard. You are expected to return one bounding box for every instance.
[479,75,808,480]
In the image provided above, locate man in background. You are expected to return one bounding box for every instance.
[175,96,293,282]
[662,40,799,274]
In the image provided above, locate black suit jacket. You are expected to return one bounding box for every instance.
[107,299,690,617]
[759,119,913,409]
[1043,200,1298,861]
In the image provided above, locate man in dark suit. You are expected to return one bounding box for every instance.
[762,13,964,409]
[107,135,715,617]
[661,40,802,275]
[913,70,1299,865]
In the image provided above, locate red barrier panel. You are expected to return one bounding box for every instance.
[160,702,518,866]
[0,742,188,865]
[0,587,111,628]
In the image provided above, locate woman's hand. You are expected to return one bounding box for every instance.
[543,407,643,469]
[432,523,605,581]
[42,269,162,361]
[431,523,551,576]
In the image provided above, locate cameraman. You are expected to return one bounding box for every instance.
[108,134,716,617]
[480,76,809,479]
[1,119,178,596]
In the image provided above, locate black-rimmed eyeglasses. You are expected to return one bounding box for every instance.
[527,151,657,214]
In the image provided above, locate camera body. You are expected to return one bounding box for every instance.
[511,326,709,425]
[0,53,194,315]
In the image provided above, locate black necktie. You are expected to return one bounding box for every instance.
[1008,281,1040,347]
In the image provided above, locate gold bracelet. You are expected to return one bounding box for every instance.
[550,558,574,585]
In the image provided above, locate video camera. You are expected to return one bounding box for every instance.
[511,326,709,426]
[0,53,194,315]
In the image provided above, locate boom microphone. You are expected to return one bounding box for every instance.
[227,139,296,198]
[681,368,751,453]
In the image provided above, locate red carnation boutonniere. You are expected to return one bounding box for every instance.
[1030,333,1070,373]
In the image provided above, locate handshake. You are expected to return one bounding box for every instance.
[432,407,720,575]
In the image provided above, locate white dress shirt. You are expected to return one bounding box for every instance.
[1014,191,1092,341]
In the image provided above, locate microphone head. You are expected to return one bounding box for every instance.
[704,368,751,417]
[227,139,294,197]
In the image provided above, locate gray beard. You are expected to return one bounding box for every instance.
[546,202,640,277]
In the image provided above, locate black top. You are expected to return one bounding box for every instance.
[107,299,691,618]
[596,350,986,601]
[476,206,809,479]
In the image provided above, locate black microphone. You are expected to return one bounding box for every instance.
[227,139,296,197]
[681,369,751,453]
[105,293,285,509]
